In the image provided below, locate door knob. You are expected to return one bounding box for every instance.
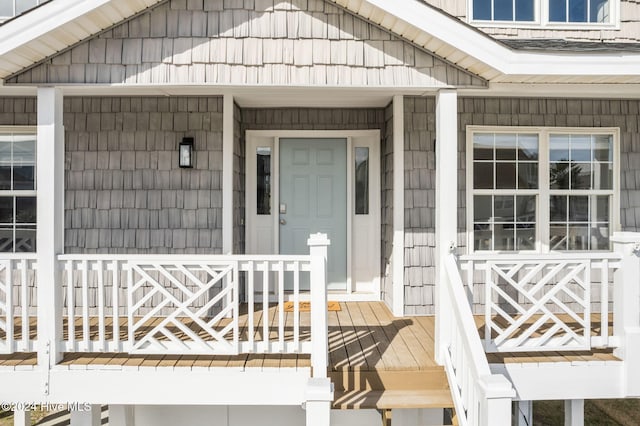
[280,218,287,225]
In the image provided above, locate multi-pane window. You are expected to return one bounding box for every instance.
[472,133,539,251]
[469,129,617,252]
[549,0,610,23]
[473,0,535,22]
[470,0,614,25]
[0,0,44,20]
[0,132,36,253]
[548,134,613,250]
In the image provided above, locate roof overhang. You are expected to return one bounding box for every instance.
[0,0,162,78]
[328,0,640,84]
[1,0,640,86]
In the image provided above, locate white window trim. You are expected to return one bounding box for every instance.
[467,0,620,30]
[466,126,620,254]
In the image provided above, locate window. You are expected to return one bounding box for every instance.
[355,147,369,215]
[468,128,617,252]
[473,0,535,22]
[470,0,616,26]
[0,0,43,20]
[256,147,271,215]
[549,0,610,23]
[0,131,36,253]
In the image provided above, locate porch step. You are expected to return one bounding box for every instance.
[330,369,453,409]
[333,389,454,409]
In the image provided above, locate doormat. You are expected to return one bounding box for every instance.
[284,301,341,312]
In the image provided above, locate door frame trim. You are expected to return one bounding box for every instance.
[245,130,381,299]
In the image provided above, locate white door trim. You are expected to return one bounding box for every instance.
[246,130,381,301]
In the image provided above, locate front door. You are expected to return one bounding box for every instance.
[279,138,347,290]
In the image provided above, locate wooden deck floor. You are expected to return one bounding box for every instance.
[0,302,620,409]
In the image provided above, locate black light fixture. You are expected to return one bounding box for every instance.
[179,137,194,168]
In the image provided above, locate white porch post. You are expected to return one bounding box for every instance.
[36,87,65,368]
[564,400,584,426]
[392,95,405,317]
[479,375,514,426]
[222,93,234,254]
[306,233,333,426]
[434,89,458,364]
[516,400,533,426]
[109,405,135,426]
[70,405,101,426]
[13,410,30,426]
[611,232,640,396]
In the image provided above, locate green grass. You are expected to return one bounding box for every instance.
[533,399,640,426]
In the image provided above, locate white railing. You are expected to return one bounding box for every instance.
[442,252,514,426]
[0,254,37,353]
[57,234,329,363]
[459,253,622,352]
[58,255,316,355]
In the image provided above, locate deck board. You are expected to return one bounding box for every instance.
[0,302,620,410]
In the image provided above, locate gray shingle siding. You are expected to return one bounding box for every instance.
[7,0,485,88]
[64,96,224,254]
[403,97,436,315]
[381,102,394,309]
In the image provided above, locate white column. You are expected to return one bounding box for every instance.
[305,377,333,426]
[516,401,533,426]
[611,232,640,396]
[70,405,101,426]
[36,87,65,368]
[434,89,458,364]
[308,233,330,378]
[222,94,234,254]
[13,410,30,426]
[109,405,135,426]
[564,400,584,426]
[392,95,405,317]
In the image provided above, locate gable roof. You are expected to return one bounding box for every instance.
[5,0,486,88]
[0,0,639,85]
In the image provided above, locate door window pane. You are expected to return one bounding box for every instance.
[355,147,369,215]
[256,147,271,215]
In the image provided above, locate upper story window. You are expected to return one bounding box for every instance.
[468,127,618,253]
[0,0,44,22]
[473,0,535,22]
[470,0,617,26]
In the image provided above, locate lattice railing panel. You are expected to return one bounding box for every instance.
[485,260,592,352]
[128,261,239,355]
[460,253,621,353]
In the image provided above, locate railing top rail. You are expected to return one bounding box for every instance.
[444,253,492,377]
[57,254,313,262]
[0,253,38,260]
[459,252,622,262]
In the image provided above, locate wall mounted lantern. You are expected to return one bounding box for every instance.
[179,137,194,168]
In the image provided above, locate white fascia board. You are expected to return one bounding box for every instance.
[361,0,640,77]
[491,362,624,401]
[0,0,113,56]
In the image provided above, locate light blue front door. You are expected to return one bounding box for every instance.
[279,138,347,290]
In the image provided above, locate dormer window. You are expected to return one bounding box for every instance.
[0,0,44,22]
[470,0,617,27]
[473,0,535,22]
[549,0,610,23]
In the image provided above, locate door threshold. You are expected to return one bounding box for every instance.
[254,292,381,303]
